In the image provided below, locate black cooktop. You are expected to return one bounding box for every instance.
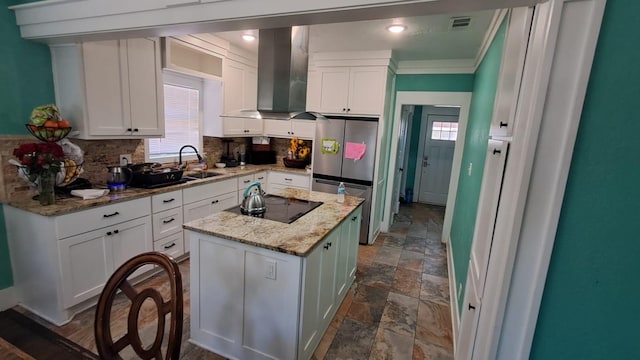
[226,194,323,224]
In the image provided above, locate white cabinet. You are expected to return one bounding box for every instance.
[151,190,185,258]
[263,119,316,139]
[189,204,361,360]
[306,66,387,116]
[223,58,258,114]
[220,116,263,136]
[336,206,362,299]
[237,171,267,201]
[4,197,153,325]
[268,170,310,193]
[490,8,533,139]
[51,38,164,139]
[317,229,339,327]
[183,178,238,251]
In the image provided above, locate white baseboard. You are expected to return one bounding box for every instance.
[0,286,17,311]
[447,243,459,354]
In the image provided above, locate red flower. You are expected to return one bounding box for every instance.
[13,142,65,182]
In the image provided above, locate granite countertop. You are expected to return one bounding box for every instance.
[183,188,364,257]
[4,164,310,216]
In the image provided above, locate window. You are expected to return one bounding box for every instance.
[147,71,203,163]
[430,121,458,141]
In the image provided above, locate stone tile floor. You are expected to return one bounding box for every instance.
[17,202,453,359]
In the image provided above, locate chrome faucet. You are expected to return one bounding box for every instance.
[178,145,203,169]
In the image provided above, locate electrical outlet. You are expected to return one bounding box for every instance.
[120,154,132,166]
[264,260,277,280]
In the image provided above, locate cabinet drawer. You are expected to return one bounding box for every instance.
[56,197,150,239]
[152,207,183,239]
[237,174,254,189]
[153,232,184,259]
[269,171,310,189]
[151,190,183,212]
[183,178,237,204]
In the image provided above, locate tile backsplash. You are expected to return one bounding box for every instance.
[0,135,311,201]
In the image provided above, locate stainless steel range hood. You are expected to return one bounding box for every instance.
[222,26,324,121]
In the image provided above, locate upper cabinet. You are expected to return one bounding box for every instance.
[51,38,164,139]
[307,66,387,116]
[263,119,316,139]
[489,8,533,139]
[306,52,393,117]
[223,59,258,114]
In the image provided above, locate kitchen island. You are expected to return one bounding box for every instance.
[184,188,363,360]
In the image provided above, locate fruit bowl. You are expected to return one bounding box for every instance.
[26,124,72,142]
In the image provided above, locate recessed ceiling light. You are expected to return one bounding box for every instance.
[386,24,407,33]
[242,34,256,42]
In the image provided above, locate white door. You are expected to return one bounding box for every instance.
[418,114,458,205]
[392,106,412,212]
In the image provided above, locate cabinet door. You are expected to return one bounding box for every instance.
[243,66,258,110]
[335,221,350,300]
[263,119,291,138]
[244,118,263,135]
[59,229,112,308]
[291,119,316,139]
[221,117,245,135]
[305,70,321,112]
[110,216,153,277]
[210,192,238,213]
[299,241,323,360]
[347,67,386,116]
[347,207,362,280]
[126,38,164,136]
[318,229,339,328]
[223,60,244,113]
[317,67,349,114]
[82,40,129,136]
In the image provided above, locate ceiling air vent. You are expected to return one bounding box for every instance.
[449,16,472,31]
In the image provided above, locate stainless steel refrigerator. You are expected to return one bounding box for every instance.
[312,116,378,244]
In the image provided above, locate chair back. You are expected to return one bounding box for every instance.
[94,252,183,360]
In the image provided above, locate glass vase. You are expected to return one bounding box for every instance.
[38,172,56,206]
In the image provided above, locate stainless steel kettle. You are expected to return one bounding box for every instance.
[106,165,133,191]
[240,181,266,215]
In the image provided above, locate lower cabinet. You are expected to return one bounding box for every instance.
[268,170,310,193]
[182,178,238,252]
[189,204,361,360]
[4,197,153,325]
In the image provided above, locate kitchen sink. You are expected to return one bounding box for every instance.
[182,171,224,181]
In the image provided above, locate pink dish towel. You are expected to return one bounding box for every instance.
[344,142,367,160]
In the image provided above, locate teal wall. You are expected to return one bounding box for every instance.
[449,17,507,313]
[0,1,56,289]
[530,1,640,357]
[395,74,475,194]
[396,74,474,92]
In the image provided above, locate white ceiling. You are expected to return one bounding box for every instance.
[213,10,496,62]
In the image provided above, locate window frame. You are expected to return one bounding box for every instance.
[145,69,204,164]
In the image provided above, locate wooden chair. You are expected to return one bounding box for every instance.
[94,252,183,360]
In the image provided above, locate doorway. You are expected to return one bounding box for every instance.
[383,92,472,246]
[416,108,460,205]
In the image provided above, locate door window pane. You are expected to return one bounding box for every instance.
[431,121,458,141]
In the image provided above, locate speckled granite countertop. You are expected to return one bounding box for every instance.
[3,165,309,216]
[183,188,364,257]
